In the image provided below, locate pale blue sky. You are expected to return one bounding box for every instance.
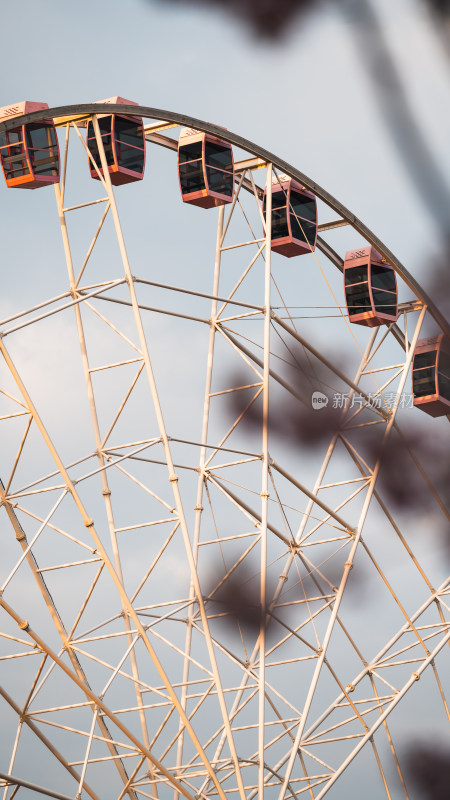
[1,2,449,799]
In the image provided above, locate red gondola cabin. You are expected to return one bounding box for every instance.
[0,101,60,189]
[412,335,450,417]
[263,176,317,257]
[178,128,234,208]
[344,246,398,327]
[86,97,146,186]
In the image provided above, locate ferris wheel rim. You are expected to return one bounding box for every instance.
[1,102,448,338]
[0,104,449,800]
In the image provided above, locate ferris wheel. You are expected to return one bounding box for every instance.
[0,100,449,800]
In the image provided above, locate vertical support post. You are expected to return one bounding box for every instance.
[53,145,155,792]
[90,116,245,800]
[259,164,272,800]
[277,304,428,800]
[175,205,225,798]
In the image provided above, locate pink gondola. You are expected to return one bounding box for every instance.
[0,101,60,189]
[412,335,450,417]
[344,246,398,327]
[86,97,145,186]
[178,127,234,208]
[263,175,317,257]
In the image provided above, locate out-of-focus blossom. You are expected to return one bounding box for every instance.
[206,562,262,632]
[227,344,347,450]
[364,426,449,513]
[426,0,450,16]
[228,378,343,449]
[152,0,319,39]
[405,742,450,800]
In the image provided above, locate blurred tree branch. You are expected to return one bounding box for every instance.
[343,0,450,237]
[153,0,450,240]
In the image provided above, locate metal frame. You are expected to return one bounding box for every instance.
[0,107,448,800]
[1,104,448,336]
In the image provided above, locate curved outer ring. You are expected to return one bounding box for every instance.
[1,103,448,338]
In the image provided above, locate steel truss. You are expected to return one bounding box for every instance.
[0,107,449,800]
